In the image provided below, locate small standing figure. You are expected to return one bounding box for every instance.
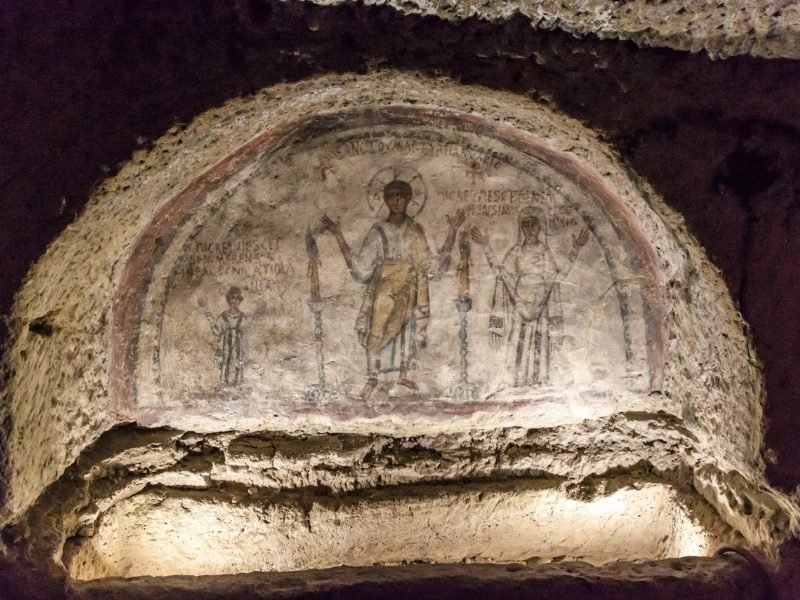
[471,208,590,387]
[198,286,248,387]
[322,179,465,400]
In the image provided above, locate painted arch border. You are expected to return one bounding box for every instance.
[111,105,667,415]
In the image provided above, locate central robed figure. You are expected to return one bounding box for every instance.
[323,179,464,400]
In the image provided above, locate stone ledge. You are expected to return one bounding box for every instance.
[68,558,771,600]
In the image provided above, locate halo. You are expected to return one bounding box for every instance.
[519,205,547,225]
[366,165,428,217]
[516,205,550,243]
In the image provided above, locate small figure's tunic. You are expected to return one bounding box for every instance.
[348,217,433,375]
[205,310,247,386]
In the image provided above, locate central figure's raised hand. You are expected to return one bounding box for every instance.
[572,227,591,250]
[446,209,467,232]
[470,226,489,247]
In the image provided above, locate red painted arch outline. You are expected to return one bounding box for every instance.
[111,106,666,414]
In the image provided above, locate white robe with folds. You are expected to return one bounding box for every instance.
[486,241,572,386]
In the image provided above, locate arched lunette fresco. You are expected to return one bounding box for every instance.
[111,106,666,427]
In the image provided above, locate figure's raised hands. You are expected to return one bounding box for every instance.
[446,208,467,231]
[572,227,591,249]
[470,226,489,247]
[320,214,341,236]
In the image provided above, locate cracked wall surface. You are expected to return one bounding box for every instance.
[2,2,800,598]
[1,72,774,526]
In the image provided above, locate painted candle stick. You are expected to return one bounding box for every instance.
[306,229,322,302]
[457,229,471,299]
[450,230,478,401]
[304,229,335,403]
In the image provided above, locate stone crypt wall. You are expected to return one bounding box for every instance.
[0,74,743,516]
[3,2,800,593]
[1,74,797,589]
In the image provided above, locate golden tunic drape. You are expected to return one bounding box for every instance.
[350,217,432,373]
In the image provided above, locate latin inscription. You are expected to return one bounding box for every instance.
[182,238,294,293]
[333,137,507,169]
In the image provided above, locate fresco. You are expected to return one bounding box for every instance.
[131,116,658,426]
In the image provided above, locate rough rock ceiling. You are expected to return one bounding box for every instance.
[305,0,800,59]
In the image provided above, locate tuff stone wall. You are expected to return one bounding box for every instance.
[0,72,772,528]
[2,2,800,598]
[2,1,800,497]
[0,74,796,598]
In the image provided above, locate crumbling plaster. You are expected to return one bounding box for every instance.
[2,1,800,597]
[2,73,796,565]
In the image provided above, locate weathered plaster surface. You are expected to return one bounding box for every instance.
[123,106,662,433]
[3,2,800,500]
[1,73,797,600]
[1,73,771,530]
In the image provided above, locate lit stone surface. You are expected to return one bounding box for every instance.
[1,73,797,587]
[65,484,714,579]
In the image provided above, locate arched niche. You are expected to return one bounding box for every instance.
[113,105,666,433]
[2,73,797,586]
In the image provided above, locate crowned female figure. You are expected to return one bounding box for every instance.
[472,207,589,387]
